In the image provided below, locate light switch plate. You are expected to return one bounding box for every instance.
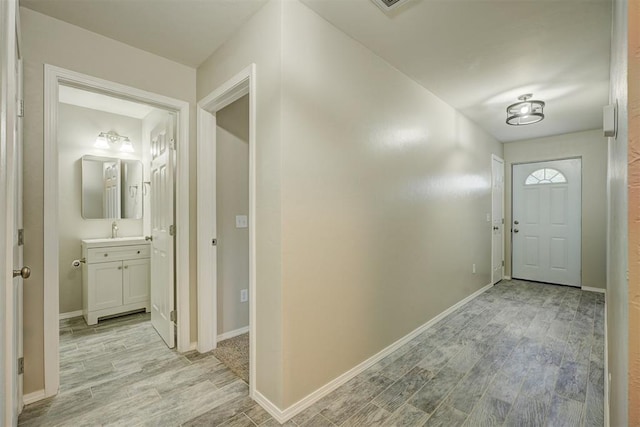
[235,215,248,228]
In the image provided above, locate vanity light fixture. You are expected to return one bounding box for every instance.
[94,131,134,152]
[506,94,545,126]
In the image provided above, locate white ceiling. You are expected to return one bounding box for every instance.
[23,0,612,142]
[301,0,612,142]
[59,85,155,119]
[20,0,269,67]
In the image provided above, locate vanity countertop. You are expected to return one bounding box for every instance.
[82,236,147,248]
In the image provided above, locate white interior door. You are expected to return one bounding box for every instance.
[512,159,581,286]
[3,2,24,422]
[149,114,176,348]
[491,156,504,285]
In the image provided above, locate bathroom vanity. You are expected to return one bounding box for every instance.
[82,237,150,325]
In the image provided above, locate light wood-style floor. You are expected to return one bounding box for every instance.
[19,279,604,426]
[18,312,275,426]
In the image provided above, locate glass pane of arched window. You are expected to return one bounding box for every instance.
[525,168,567,185]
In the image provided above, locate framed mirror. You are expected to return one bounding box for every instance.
[81,155,143,219]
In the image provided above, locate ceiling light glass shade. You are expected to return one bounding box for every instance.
[506,94,545,126]
[120,138,134,153]
[94,134,110,149]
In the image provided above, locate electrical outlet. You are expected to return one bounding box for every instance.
[472,264,476,274]
[240,289,248,303]
[235,215,248,229]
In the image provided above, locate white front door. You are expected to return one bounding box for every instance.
[512,159,581,286]
[149,115,176,348]
[491,155,504,285]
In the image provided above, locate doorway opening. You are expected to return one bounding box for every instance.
[511,158,582,287]
[197,64,256,394]
[42,65,190,400]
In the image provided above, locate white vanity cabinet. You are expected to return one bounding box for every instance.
[82,237,150,325]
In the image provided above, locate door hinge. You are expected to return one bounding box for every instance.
[212,238,217,246]
[169,138,176,150]
[17,99,24,118]
[502,218,504,224]
[170,310,177,322]
[502,260,505,267]
[18,229,24,246]
[18,357,24,375]
[169,225,176,236]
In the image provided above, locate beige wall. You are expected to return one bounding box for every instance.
[216,96,250,335]
[607,0,629,424]
[197,0,285,406]
[58,104,144,314]
[627,0,640,422]
[503,130,607,289]
[21,7,196,394]
[279,0,502,407]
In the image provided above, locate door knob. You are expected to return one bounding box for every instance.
[145,236,153,241]
[513,229,519,233]
[514,220,519,225]
[13,266,31,279]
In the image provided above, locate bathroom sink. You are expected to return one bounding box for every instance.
[82,236,147,248]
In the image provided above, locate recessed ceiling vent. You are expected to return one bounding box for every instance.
[371,0,412,13]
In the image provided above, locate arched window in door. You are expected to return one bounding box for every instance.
[525,168,567,185]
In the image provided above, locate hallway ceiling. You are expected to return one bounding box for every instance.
[301,0,612,142]
[21,0,612,143]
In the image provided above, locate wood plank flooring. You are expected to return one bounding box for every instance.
[19,279,604,426]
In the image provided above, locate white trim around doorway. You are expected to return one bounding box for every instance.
[43,65,191,399]
[491,154,505,284]
[196,64,256,398]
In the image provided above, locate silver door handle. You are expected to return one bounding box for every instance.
[13,266,31,279]
[513,229,519,233]
[145,236,153,241]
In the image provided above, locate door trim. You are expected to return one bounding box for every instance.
[196,64,256,398]
[43,65,190,398]
[491,154,505,284]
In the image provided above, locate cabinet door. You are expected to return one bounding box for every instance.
[123,258,150,305]
[88,261,123,311]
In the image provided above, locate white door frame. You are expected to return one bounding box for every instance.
[197,64,256,396]
[43,65,191,399]
[491,154,505,284]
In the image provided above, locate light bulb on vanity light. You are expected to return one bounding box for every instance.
[94,133,109,149]
[120,138,134,153]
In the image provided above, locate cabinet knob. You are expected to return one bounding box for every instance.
[124,265,129,269]
[104,253,108,257]
[118,266,122,270]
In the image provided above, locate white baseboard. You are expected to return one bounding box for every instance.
[188,342,198,351]
[23,389,46,405]
[59,310,83,321]
[254,282,495,423]
[604,299,610,427]
[218,326,249,342]
[581,286,606,294]
[503,275,512,280]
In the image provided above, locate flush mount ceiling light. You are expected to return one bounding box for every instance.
[506,94,545,126]
[94,130,134,152]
